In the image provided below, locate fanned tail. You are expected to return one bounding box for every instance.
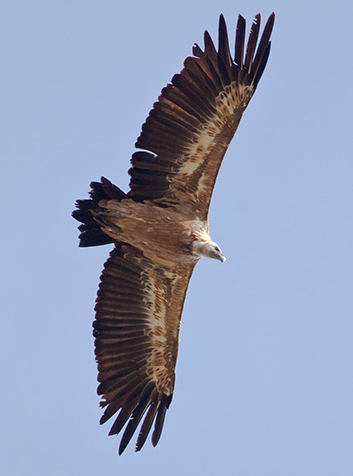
[72,177,127,247]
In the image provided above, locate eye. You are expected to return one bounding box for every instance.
[215,246,220,252]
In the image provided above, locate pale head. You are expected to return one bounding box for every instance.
[191,239,226,263]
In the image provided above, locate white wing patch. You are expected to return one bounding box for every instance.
[172,82,254,206]
[141,266,180,394]
[177,82,253,179]
[216,82,253,116]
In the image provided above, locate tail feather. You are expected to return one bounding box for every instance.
[72,177,127,247]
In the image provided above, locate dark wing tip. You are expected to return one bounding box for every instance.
[115,391,172,455]
[193,42,203,57]
[219,13,226,29]
[151,394,172,447]
[117,383,156,455]
[234,14,246,67]
[218,14,229,52]
[264,12,275,36]
[250,12,275,89]
[135,400,159,452]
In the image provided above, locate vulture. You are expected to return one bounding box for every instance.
[73,13,275,454]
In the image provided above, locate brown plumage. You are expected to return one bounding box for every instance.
[73,12,275,455]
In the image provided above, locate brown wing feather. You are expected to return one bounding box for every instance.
[94,244,195,454]
[128,13,275,219]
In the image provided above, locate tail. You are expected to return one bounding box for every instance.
[72,177,127,247]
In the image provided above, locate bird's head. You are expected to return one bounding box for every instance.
[192,239,226,263]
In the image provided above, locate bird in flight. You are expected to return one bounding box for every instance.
[73,12,275,455]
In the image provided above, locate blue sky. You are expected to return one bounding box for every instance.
[1,1,352,475]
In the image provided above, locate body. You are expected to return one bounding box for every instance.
[92,199,225,266]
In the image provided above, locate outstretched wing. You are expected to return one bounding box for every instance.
[128,13,275,219]
[94,243,195,454]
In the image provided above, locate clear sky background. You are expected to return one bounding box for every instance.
[1,1,352,475]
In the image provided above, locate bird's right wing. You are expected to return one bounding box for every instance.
[93,243,195,454]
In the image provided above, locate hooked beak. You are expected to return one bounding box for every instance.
[212,246,226,263]
[213,248,226,262]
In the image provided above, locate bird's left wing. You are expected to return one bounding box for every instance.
[93,243,195,454]
[127,13,274,219]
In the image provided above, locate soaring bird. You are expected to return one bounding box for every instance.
[73,13,275,454]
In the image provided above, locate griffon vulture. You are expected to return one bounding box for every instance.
[73,12,275,454]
